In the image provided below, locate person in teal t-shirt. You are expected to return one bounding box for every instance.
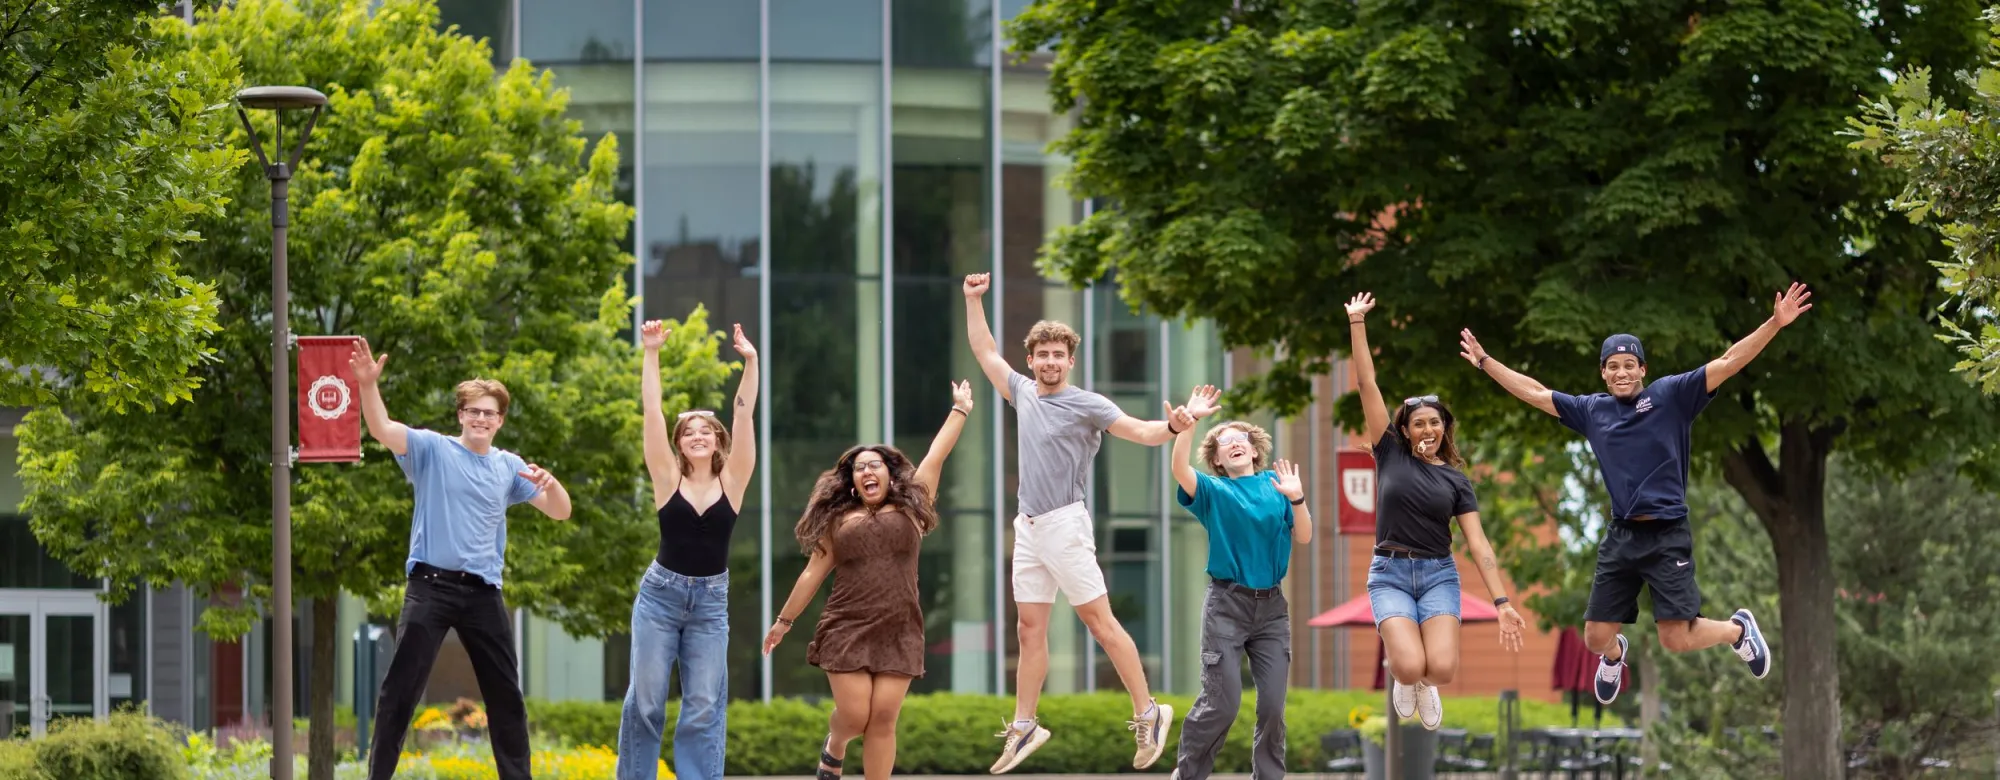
[1165,385,1310,780]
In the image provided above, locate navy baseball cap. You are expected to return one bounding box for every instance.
[1600,334,1645,365]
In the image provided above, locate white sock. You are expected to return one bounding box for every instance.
[1013,718,1035,733]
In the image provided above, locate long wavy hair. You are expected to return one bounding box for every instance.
[1394,397,1467,470]
[793,444,939,556]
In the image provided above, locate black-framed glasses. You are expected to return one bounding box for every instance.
[458,407,502,420]
[1403,395,1439,406]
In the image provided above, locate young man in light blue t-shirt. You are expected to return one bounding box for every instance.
[349,340,573,780]
[1166,387,1312,780]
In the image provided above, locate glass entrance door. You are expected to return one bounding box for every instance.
[0,593,105,737]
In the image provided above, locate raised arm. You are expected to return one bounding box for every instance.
[914,381,975,497]
[1459,329,1559,418]
[1455,511,1525,651]
[639,321,681,505]
[1272,460,1312,545]
[962,273,1015,403]
[348,339,409,455]
[723,323,760,507]
[763,546,836,655]
[1704,283,1813,392]
[1166,385,1221,498]
[1346,294,1391,443]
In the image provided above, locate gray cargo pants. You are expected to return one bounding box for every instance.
[1173,580,1290,780]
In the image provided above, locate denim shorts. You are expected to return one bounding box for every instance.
[1366,555,1461,626]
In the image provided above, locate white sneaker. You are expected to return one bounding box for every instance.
[1415,683,1444,730]
[1391,679,1419,719]
[990,719,1051,775]
[1128,699,1174,769]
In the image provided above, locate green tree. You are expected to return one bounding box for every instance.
[1010,2,2000,775]
[1853,7,2000,395]
[14,1,735,777]
[0,0,243,410]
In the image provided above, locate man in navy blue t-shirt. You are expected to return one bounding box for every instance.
[1457,283,1812,705]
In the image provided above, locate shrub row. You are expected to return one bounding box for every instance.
[0,713,187,780]
[528,690,1578,775]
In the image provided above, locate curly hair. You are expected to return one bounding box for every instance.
[671,411,730,477]
[1023,320,1080,358]
[794,444,939,556]
[1198,421,1273,475]
[1394,398,1467,470]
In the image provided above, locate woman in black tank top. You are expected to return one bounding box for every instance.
[1345,293,1525,731]
[614,321,760,780]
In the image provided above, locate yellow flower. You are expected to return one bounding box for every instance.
[413,706,455,732]
[1348,705,1375,728]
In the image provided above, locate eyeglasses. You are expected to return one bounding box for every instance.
[1403,395,1439,406]
[1216,431,1250,445]
[459,407,503,420]
[677,410,718,420]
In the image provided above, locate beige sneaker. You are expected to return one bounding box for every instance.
[1392,679,1419,719]
[990,719,1051,775]
[1415,683,1444,730]
[1128,699,1175,769]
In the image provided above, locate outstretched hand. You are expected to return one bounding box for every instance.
[1345,292,1376,319]
[762,622,789,655]
[1270,459,1304,501]
[1163,401,1195,434]
[640,320,669,350]
[732,323,758,361]
[1497,604,1526,652]
[349,339,388,384]
[950,379,974,413]
[1457,329,1490,370]
[1772,282,1813,327]
[518,464,560,494]
[1184,384,1222,421]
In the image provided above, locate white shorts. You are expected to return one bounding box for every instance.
[1010,501,1108,605]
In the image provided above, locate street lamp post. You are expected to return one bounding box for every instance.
[235,85,326,780]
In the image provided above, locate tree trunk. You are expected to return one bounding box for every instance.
[1638,645,1660,777]
[310,595,338,780]
[1721,421,1843,780]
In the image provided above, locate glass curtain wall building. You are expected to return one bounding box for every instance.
[438,0,1226,702]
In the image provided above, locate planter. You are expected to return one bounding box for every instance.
[1361,725,1440,780]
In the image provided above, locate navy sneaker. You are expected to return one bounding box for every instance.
[1732,609,1771,679]
[1594,634,1627,705]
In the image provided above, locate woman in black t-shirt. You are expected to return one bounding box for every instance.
[1346,293,1526,731]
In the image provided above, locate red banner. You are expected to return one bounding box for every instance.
[1336,449,1376,535]
[297,336,362,463]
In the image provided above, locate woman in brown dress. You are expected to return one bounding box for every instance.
[764,380,974,780]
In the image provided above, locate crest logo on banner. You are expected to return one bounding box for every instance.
[1336,449,1377,534]
[296,336,362,463]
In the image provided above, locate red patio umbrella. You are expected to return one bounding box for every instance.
[1306,591,1502,689]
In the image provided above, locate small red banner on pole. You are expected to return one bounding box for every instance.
[1337,449,1376,535]
[297,336,361,463]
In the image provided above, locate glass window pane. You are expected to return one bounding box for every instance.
[521,0,633,63]
[891,59,994,693]
[110,596,145,712]
[893,0,991,68]
[767,57,884,697]
[771,0,882,62]
[435,0,513,67]
[0,614,24,737]
[46,615,94,725]
[645,0,757,60]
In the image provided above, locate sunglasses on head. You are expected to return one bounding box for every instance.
[677,410,718,420]
[1404,395,1439,406]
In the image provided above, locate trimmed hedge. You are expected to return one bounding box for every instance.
[528,690,1581,775]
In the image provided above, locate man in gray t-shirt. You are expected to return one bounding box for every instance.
[965,273,1191,774]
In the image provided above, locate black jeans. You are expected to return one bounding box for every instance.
[368,566,531,780]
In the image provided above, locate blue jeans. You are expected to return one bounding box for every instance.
[616,563,729,780]
[1366,555,1461,626]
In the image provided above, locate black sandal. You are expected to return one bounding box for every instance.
[817,734,844,780]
